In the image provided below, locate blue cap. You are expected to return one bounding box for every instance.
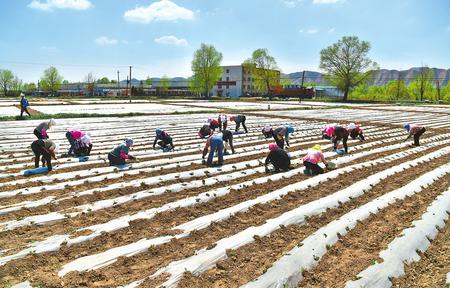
[403,124,410,131]
[287,126,295,133]
[156,128,162,136]
[125,138,134,145]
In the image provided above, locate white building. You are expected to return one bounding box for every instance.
[212,65,269,98]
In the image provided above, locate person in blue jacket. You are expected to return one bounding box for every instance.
[20,93,31,117]
[153,128,174,151]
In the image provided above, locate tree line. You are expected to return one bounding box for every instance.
[2,36,448,102]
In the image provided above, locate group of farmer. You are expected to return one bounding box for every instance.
[27,112,426,176]
[199,114,248,167]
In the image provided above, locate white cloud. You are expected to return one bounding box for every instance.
[95,36,118,46]
[154,35,189,47]
[28,0,93,11]
[124,0,194,24]
[280,0,303,7]
[313,0,342,4]
[40,46,58,51]
[121,40,129,45]
[328,27,335,33]
[447,26,450,32]
[299,28,318,34]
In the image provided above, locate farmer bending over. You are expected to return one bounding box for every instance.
[230,115,248,133]
[108,138,136,166]
[303,144,328,175]
[347,123,365,141]
[265,144,291,173]
[202,133,224,167]
[31,139,57,172]
[404,123,426,146]
[34,119,56,139]
[153,128,174,150]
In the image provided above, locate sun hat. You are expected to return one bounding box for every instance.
[311,144,322,152]
[268,143,278,151]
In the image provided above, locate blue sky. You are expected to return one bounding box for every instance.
[0,0,449,82]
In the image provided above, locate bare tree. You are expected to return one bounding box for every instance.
[84,72,97,97]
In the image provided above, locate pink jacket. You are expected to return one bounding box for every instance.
[70,130,85,140]
[303,150,325,164]
[323,126,335,137]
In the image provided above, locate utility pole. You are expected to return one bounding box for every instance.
[117,70,120,97]
[436,79,441,102]
[129,66,132,103]
[300,70,305,103]
[126,75,129,99]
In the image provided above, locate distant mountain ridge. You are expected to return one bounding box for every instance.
[121,68,450,87]
[282,68,450,86]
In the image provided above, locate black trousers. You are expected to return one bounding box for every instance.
[303,161,324,175]
[20,106,31,117]
[273,135,285,149]
[235,116,248,133]
[222,130,235,154]
[31,140,52,171]
[108,153,125,166]
[66,132,76,155]
[75,144,92,156]
[414,128,426,146]
[219,121,227,131]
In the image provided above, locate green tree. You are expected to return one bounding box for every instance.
[408,68,434,101]
[97,77,110,84]
[244,48,280,97]
[11,76,23,95]
[280,78,292,86]
[160,75,170,95]
[385,80,409,100]
[349,83,368,100]
[191,43,223,98]
[62,80,69,84]
[144,76,152,86]
[0,69,15,96]
[23,82,37,92]
[40,66,63,96]
[188,76,202,96]
[441,82,450,101]
[410,66,434,101]
[319,36,378,101]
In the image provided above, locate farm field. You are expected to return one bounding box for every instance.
[0,102,449,288]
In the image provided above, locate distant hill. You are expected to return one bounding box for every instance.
[282,68,450,86]
[121,68,450,88]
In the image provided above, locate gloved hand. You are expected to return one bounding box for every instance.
[129,155,136,160]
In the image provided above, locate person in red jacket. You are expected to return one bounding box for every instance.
[347,123,365,141]
[208,118,220,130]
